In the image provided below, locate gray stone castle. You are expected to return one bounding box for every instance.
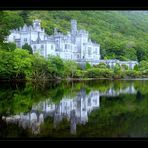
[7,19,138,69]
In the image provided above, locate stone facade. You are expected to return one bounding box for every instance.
[7,19,100,62]
[7,19,138,69]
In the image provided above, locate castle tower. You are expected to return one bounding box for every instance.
[33,20,41,31]
[71,20,77,35]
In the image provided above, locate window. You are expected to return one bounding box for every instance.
[88,98,91,106]
[77,54,79,59]
[95,48,98,53]
[88,47,91,55]
[41,45,44,49]
[82,108,85,111]
[24,38,27,42]
[40,45,44,56]
[65,44,68,49]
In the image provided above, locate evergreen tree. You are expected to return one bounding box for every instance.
[22,43,33,54]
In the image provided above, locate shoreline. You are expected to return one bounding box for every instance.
[0,77,148,82]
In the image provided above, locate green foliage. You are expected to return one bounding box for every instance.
[94,62,108,69]
[12,48,33,79]
[0,48,33,80]
[138,60,148,71]
[121,64,129,71]
[0,50,15,79]
[64,60,78,78]
[47,55,65,78]
[134,64,139,71]
[0,11,24,43]
[85,62,92,69]
[19,10,32,25]
[0,42,16,51]
[22,43,33,54]
[32,53,48,80]
[74,70,86,78]
[85,68,114,78]
[113,63,121,73]
[125,70,141,78]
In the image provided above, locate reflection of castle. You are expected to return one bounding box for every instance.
[100,85,137,96]
[2,84,137,135]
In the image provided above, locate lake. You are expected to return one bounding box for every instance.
[0,79,148,138]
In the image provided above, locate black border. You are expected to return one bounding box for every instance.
[0,0,148,146]
[0,0,148,9]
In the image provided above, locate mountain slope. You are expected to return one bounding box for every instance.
[10,11,148,61]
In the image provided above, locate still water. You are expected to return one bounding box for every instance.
[0,79,148,138]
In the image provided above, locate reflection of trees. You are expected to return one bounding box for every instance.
[0,80,140,116]
[134,80,148,95]
[0,79,148,137]
[76,92,148,137]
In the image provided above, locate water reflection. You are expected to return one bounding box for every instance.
[2,83,137,135]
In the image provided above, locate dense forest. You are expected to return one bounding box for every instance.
[0,10,148,80]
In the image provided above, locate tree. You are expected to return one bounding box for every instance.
[85,62,92,70]
[12,48,33,79]
[64,60,78,78]
[136,48,148,62]
[22,43,33,54]
[0,50,15,79]
[0,11,24,43]
[48,56,65,78]
[32,53,48,80]
[95,62,108,69]
[123,48,137,61]
[0,42,16,51]
[19,11,32,25]
[138,60,148,71]
[0,48,33,80]
[114,63,121,72]
[134,64,139,71]
[121,64,129,71]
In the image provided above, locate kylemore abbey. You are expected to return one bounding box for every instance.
[7,19,138,69]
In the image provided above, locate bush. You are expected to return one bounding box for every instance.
[85,68,113,78]
[85,62,92,69]
[74,70,86,78]
[124,70,141,78]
